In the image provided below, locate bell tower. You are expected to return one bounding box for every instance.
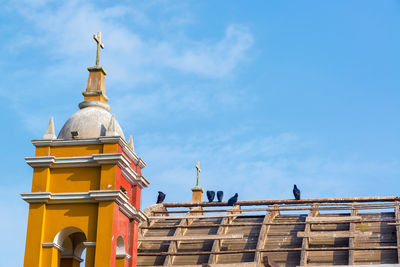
[21,32,149,267]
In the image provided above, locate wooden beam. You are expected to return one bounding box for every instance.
[163,206,201,266]
[137,246,400,256]
[300,204,319,266]
[306,216,361,222]
[297,231,371,238]
[208,205,240,265]
[163,217,187,266]
[254,205,279,265]
[140,218,396,230]
[348,206,357,265]
[395,201,400,263]
[162,196,400,207]
[139,234,244,242]
[155,203,395,214]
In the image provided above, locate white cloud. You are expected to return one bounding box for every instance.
[137,130,400,206]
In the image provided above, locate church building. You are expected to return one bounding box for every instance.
[22,33,400,267]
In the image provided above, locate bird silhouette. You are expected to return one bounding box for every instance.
[206,191,215,202]
[293,185,300,200]
[217,191,224,202]
[157,191,166,204]
[227,193,238,206]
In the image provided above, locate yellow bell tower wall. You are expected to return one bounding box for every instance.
[22,137,149,267]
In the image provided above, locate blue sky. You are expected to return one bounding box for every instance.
[1,0,400,265]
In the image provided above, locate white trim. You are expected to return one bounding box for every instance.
[21,190,121,204]
[25,153,129,168]
[21,190,146,222]
[83,242,96,247]
[42,242,64,251]
[31,137,147,169]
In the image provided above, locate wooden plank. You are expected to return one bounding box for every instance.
[306,216,361,222]
[348,206,357,265]
[208,205,240,264]
[300,204,319,266]
[297,231,372,238]
[140,218,396,229]
[139,234,244,242]
[254,205,280,265]
[163,218,187,266]
[163,206,201,266]
[138,246,400,256]
[162,196,400,207]
[396,201,400,263]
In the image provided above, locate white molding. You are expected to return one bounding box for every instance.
[21,190,121,204]
[25,154,148,187]
[25,153,129,168]
[31,137,147,169]
[83,242,96,247]
[42,242,64,251]
[21,190,146,222]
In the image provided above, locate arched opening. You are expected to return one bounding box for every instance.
[54,227,87,267]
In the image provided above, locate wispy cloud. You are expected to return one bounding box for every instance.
[138,129,400,206]
[2,0,254,135]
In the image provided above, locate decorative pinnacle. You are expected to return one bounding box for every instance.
[43,117,56,140]
[195,160,201,186]
[93,32,104,66]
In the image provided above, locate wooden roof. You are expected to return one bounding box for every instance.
[138,196,400,267]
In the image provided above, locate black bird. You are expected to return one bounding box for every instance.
[217,191,224,202]
[157,191,166,204]
[206,190,215,202]
[227,193,238,206]
[293,184,301,200]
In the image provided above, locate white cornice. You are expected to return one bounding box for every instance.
[21,190,120,204]
[25,153,130,168]
[21,190,146,222]
[31,137,147,169]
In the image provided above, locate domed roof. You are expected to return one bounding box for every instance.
[58,106,125,140]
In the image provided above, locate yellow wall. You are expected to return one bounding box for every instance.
[25,142,123,266]
[50,145,103,157]
[50,168,100,193]
[43,203,98,242]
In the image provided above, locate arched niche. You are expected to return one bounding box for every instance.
[116,235,126,257]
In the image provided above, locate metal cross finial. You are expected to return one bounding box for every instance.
[195,160,201,186]
[93,32,104,66]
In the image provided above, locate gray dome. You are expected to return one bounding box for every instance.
[58,106,125,140]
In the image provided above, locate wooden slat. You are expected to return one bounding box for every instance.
[138,246,400,256]
[163,207,201,266]
[141,218,396,229]
[348,206,357,265]
[300,204,319,266]
[297,231,371,238]
[396,201,400,263]
[254,205,280,265]
[208,205,240,264]
[139,234,244,242]
[162,196,400,207]
[306,216,361,222]
[163,218,188,266]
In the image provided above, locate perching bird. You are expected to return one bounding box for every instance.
[157,191,166,204]
[217,191,224,202]
[293,184,301,200]
[206,190,215,202]
[227,193,238,206]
